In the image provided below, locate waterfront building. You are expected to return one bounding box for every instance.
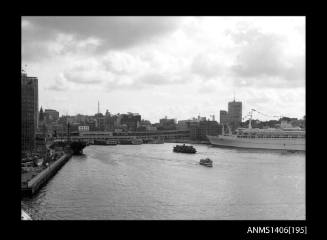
[189,120,220,141]
[176,119,199,130]
[159,117,176,130]
[104,114,115,131]
[145,125,157,131]
[35,131,47,155]
[44,109,59,122]
[21,72,38,152]
[228,99,242,131]
[120,113,141,131]
[136,126,147,131]
[74,114,88,124]
[220,110,228,125]
[51,123,64,137]
[78,126,90,132]
[86,119,97,131]
[94,113,105,131]
[73,129,190,142]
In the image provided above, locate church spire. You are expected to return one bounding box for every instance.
[39,106,44,122]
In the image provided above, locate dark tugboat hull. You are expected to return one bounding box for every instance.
[70,142,87,155]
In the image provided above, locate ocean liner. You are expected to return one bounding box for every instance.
[207,110,305,151]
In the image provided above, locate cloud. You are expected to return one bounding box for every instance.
[136,73,169,85]
[23,17,305,122]
[22,17,181,61]
[47,74,69,91]
[101,51,148,75]
[47,84,66,91]
[62,60,107,85]
[191,52,224,79]
[228,27,305,88]
[64,72,103,85]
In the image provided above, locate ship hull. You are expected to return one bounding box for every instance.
[207,135,305,151]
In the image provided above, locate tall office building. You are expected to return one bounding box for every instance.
[228,99,242,131]
[220,110,228,124]
[21,72,38,152]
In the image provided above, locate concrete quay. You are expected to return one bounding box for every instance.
[22,153,72,196]
[164,139,210,145]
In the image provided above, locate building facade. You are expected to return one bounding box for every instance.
[228,100,242,131]
[189,120,220,141]
[44,109,59,122]
[94,113,105,131]
[120,113,141,131]
[78,125,90,132]
[177,119,199,130]
[220,110,228,125]
[21,73,38,152]
[104,114,115,131]
[159,117,176,130]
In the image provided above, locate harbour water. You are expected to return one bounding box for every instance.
[22,143,305,220]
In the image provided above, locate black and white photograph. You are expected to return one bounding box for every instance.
[21,16,305,221]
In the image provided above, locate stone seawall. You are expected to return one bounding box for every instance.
[22,153,72,196]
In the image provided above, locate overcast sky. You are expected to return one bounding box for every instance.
[22,16,305,123]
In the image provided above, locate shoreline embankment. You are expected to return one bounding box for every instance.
[22,153,73,197]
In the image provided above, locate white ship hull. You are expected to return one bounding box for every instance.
[207,135,305,151]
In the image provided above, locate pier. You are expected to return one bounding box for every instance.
[22,153,72,196]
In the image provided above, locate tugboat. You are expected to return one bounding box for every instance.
[173,144,196,153]
[69,141,87,155]
[199,158,213,167]
[66,123,88,154]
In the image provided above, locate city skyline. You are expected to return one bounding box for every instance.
[22,16,305,123]
[37,100,304,124]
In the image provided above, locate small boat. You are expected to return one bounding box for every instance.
[199,158,213,167]
[173,144,196,153]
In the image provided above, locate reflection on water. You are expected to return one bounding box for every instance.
[22,143,305,220]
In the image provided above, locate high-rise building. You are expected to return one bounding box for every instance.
[228,99,242,131]
[219,110,228,125]
[21,72,38,152]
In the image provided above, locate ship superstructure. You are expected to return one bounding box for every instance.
[207,109,305,151]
